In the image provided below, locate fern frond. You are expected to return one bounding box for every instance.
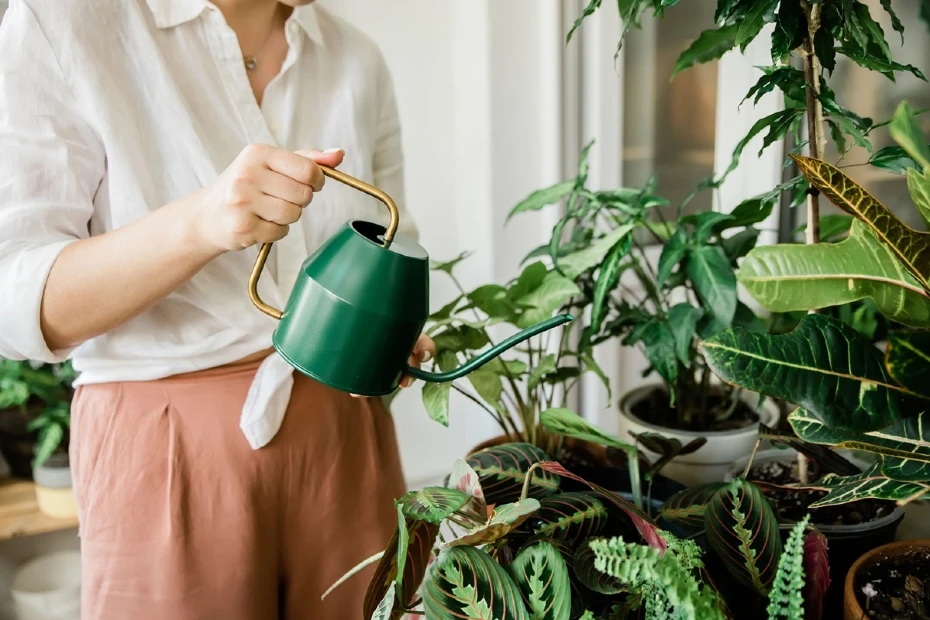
[766,515,809,620]
[588,533,726,620]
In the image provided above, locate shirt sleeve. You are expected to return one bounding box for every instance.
[371,51,418,242]
[0,1,105,362]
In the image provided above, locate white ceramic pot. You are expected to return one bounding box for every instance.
[617,384,780,486]
[11,551,81,620]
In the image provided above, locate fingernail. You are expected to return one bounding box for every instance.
[419,350,432,363]
[324,147,345,155]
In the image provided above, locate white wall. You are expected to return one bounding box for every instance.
[320,0,567,488]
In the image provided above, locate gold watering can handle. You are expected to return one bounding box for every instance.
[248,165,401,320]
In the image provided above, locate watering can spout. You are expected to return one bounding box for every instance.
[406,314,574,384]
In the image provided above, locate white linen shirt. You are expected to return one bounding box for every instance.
[0,0,417,448]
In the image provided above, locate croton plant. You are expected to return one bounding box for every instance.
[700,101,930,507]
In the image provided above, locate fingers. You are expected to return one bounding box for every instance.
[256,167,314,207]
[400,335,436,389]
[295,148,346,169]
[253,195,303,226]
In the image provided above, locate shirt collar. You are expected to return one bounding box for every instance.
[146,0,326,47]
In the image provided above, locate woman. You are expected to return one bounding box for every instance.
[0,0,433,617]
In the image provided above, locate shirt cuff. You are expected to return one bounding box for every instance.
[0,239,78,362]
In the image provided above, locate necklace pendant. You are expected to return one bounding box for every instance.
[244,55,258,71]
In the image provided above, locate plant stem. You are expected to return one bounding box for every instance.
[801,0,825,246]
[451,383,517,439]
[627,451,643,510]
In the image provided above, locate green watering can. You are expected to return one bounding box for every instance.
[248,166,574,396]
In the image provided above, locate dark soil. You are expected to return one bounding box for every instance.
[749,459,896,527]
[629,387,759,433]
[857,550,930,620]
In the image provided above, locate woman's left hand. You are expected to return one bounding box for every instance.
[401,333,436,388]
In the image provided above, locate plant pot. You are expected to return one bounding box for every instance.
[617,384,780,486]
[33,453,76,520]
[843,539,930,620]
[727,448,905,619]
[0,405,39,480]
[468,434,686,502]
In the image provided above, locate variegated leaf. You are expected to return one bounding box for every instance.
[658,483,726,532]
[447,458,489,517]
[363,520,440,619]
[701,313,918,432]
[536,461,664,551]
[423,546,532,620]
[705,479,782,596]
[807,464,930,507]
[371,584,396,620]
[886,331,930,399]
[397,487,471,524]
[573,538,625,595]
[789,408,930,482]
[791,154,930,292]
[442,498,541,549]
[509,541,572,620]
[467,443,560,506]
[531,492,608,543]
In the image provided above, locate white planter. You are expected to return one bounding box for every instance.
[11,551,81,620]
[617,384,780,486]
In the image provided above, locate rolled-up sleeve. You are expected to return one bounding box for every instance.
[371,50,418,242]
[0,1,105,362]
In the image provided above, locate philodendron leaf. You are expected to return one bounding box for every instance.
[423,546,532,620]
[397,487,471,524]
[807,464,930,507]
[422,350,458,427]
[508,181,576,221]
[557,224,635,280]
[686,245,738,328]
[538,408,636,455]
[886,330,930,398]
[442,498,541,549]
[509,541,572,620]
[791,154,930,292]
[530,492,608,544]
[737,219,930,328]
[467,443,560,506]
[701,314,914,432]
[659,483,726,532]
[705,479,782,595]
[788,409,930,483]
[514,271,582,329]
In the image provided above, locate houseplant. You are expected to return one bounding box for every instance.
[843,539,930,619]
[0,359,75,480]
[27,400,76,519]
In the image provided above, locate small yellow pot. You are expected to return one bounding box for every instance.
[34,485,77,520]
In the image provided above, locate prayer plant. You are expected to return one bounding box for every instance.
[329,441,830,619]
[700,101,930,507]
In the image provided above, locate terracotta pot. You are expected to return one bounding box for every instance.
[844,539,930,620]
[617,384,781,486]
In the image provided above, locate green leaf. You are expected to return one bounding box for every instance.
[573,540,625,595]
[467,443,560,505]
[686,245,737,328]
[370,583,396,620]
[443,498,541,548]
[743,67,803,107]
[726,196,776,229]
[531,492,608,543]
[468,369,503,409]
[484,358,528,377]
[566,0,602,44]
[635,432,707,481]
[509,262,550,301]
[424,546,532,620]
[869,146,921,175]
[908,167,930,228]
[508,181,575,221]
[528,354,557,392]
[850,1,892,61]
[886,330,930,398]
[538,408,636,454]
[723,228,760,261]
[587,240,630,342]
[33,423,62,467]
[632,320,679,388]
[672,24,738,78]
[721,108,806,181]
[397,487,471,523]
[659,483,726,532]
[395,506,409,590]
[840,49,927,82]
[735,0,778,51]
[891,101,930,169]
[701,314,915,432]
[766,516,808,620]
[808,463,930,507]
[705,479,783,595]
[363,520,440,618]
[686,211,734,244]
[738,219,930,327]
[514,272,582,329]
[576,351,612,402]
[422,351,457,427]
[509,541,572,620]
[771,0,805,60]
[668,303,702,365]
[431,251,472,274]
[657,228,688,287]
[557,224,635,280]
[880,0,904,43]
[431,295,464,321]
[791,154,930,292]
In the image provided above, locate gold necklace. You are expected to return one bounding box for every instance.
[243,13,278,72]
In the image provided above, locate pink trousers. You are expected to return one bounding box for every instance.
[70,360,407,619]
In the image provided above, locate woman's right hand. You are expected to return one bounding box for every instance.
[192,144,345,254]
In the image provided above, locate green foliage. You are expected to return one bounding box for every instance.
[766,516,809,620]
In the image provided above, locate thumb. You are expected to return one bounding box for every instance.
[295,148,346,168]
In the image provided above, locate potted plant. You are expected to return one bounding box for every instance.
[843,539,930,619]
[0,359,75,480]
[28,400,76,519]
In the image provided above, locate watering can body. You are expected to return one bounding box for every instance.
[249,166,573,396]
